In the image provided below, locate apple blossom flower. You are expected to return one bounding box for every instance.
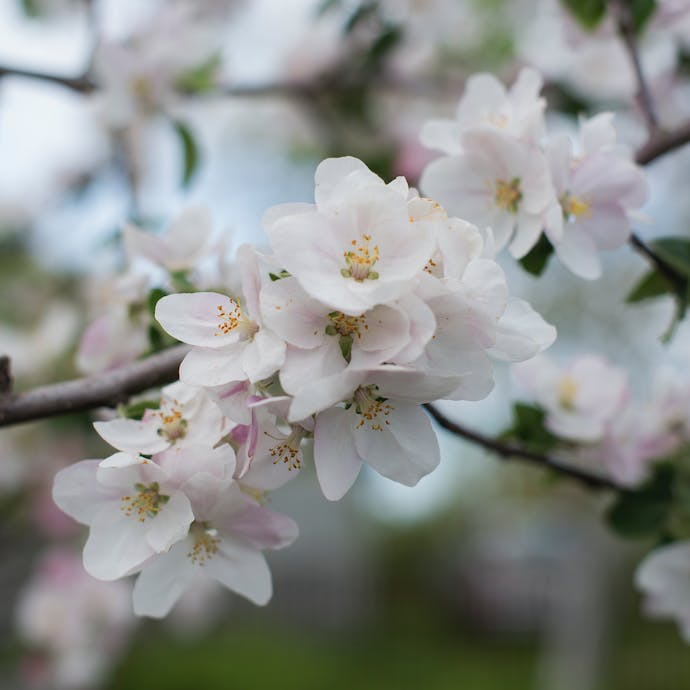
[512,354,629,443]
[93,381,228,455]
[155,245,286,387]
[421,67,546,152]
[420,129,555,257]
[544,113,647,279]
[52,447,237,580]
[16,549,134,690]
[263,157,435,315]
[132,480,298,618]
[636,541,690,643]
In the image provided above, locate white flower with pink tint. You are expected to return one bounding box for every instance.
[545,113,647,279]
[513,354,629,442]
[16,549,134,689]
[636,541,690,643]
[124,207,218,274]
[132,480,298,618]
[52,447,234,580]
[93,381,228,455]
[421,67,546,151]
[264,157,434,315]
[420,129,555,257]
[155,245,286,387]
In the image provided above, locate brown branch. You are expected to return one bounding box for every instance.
[0,345,188,428]
[0,65,95,93]
[424,403,621,491]
[635,121,690,165]
[613,0,659,135]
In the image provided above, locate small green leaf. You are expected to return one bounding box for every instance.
[268,270,291,282]
[630,0,657,32]
[119,399,160,420]
[649,237,690,277]
[344,2,377,33]
[173,121,200,187]
[364,24,403,69]
[626,270,673,303]
[559,0,606,28]
[501,403,560,453]
[169,270,195,292]
[175,54,221,94]
[606,464,675,539]
[147,288,168,318]
[519,236,554,277]
[339,335,353,363]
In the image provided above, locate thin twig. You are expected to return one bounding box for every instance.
[0,65,95,93]
[424,403,621,491]
[0,345,188,428]
[613,0,660,135]
[636,121,690,165]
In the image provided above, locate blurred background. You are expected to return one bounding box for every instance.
[2,0,690,688]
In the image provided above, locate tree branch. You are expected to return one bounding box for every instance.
[635,121,690,165]
[424,403,621,491]
[0,345,188,428]
[613,0,659,135]
[0,65,95,93]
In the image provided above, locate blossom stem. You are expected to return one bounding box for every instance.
[0,345,188,427]
[0,65,95,93]
[423,403,621,491]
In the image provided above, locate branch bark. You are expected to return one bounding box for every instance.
[0,65,95,93]
[0,345,187,428]
[423,403,621,491]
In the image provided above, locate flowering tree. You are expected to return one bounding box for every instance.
[3,0,690,685]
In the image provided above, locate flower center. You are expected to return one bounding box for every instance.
[341,234,380,281]
[325,311,368,339]
[268,427,305,471]
[215,299,260,340]
[187,523,220,566]
[352,386,393,431]
[560,193,590,220]
[484,112,508,128]
[494,178,522,214]
[557,376,579,410]
[120,482,169,522]
[157,402,187,442]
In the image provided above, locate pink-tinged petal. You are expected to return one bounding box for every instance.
[145,491,194,553]
[209,380,252,425]
[155,292,242,348]
[206,537,272,605]
[573,154,647,208]
[368,366,464,403]
[236,244,262,322]
[353,402,440,486]
[577,203,630,251]
[490,298,556,362]
[280,340,347,397]
[83,511,153,580]
[93,419,169,455]
[132,541,195,618]
[288,369,366,422]
[260,276,327,349]
[229,502,299,550]
[314,156,380,208]
[263,202,315,231]
[546,135,572,195]
[179,343,248,387]
[241,328,286,382]
[52,460,118,524]
[157,444,235,486]
[98,452,147,469]
[554,227,601,280]
[456,73,507,124]
[314,407,362,501]
[391,294,436,364]
[580,112,616,155]
[509,212,544,259]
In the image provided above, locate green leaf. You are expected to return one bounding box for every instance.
[501,403,560,453]
[606,465,675,539]
[175,54,221,94]
[649,237,690,276]
[148,323,165,352]
[268,270,291,282]
[147,288,168,318]
[630,0,657,32]
[169,270,195,292]
[173,121,200,187]
[344,2,377,33]
[119,399,160,420]
[559,0,606,28]
[364,24,403,69]
[626,269,674,303]
[519,236,554,277]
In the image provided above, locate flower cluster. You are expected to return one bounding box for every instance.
[419,68,647,279]
[54,156,556,617]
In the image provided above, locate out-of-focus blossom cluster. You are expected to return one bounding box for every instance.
[419,68,647,279]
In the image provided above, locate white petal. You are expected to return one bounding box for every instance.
[52,460,118,525]
[313,407,363,501]
[179,343,248,387]
[93,418,169,455]
[145,491,194,553]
